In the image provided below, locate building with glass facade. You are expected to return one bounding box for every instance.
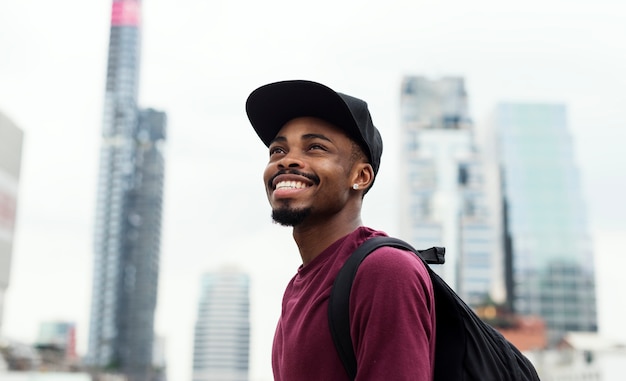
[0,111,23,336]
[496,103,597,344]
[192,268,250,381]
[399,76,500,306]
[87,1,167,380]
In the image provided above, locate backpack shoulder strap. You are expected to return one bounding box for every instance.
[327,236,443,380]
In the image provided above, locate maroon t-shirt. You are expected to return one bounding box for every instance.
[272,227,436,381]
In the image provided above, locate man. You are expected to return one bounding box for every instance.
[246,80,436,380]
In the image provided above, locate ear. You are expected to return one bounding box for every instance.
[350,162,374,192]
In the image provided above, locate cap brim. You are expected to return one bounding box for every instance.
[245,80,361,147]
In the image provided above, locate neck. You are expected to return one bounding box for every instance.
[292,211,363,266]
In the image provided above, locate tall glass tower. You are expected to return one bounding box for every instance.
[496,103,597,344]
[87,1,166,380]
[399,76,500,306]
[193,268,250,381]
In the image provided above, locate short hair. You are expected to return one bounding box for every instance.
[349,140,367,166]
[348,140,373,196]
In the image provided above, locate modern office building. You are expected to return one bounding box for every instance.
[496,103,597,344]
[87,1,167,380]
[0,111,23,336]
[193,268,250,381]
[399,76,500,306]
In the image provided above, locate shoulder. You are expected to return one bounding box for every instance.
[357,246,431,282]
[355,246,432,290]
[349,245,436,320]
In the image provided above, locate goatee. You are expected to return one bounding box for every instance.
[272,207,312,227]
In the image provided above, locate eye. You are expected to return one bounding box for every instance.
[308,143,327,151]
[269,146,286,156]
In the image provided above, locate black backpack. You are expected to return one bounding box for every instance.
[328,236,541,381]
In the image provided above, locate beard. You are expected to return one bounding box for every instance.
[271,206,312,227]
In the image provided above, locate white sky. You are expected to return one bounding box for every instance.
[1,0,625,380]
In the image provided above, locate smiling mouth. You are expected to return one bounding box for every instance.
[275,181,310,191]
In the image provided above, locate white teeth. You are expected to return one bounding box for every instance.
[275,181,308,190]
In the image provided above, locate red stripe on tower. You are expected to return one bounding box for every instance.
[111,0,141,27]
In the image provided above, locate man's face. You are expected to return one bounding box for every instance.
[263,117,358,226]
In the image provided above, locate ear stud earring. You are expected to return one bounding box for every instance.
[352,184,359,190]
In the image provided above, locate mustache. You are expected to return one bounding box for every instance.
[268,169,320,189]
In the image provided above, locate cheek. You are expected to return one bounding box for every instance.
[317,166,351,196]
[263,164,275,187]
[326,161,353,186]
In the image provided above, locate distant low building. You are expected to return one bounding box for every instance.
[0,337,40,371]
[0,372,91,380]
[35,321,79,371]
[525,332,626,381]
[475,303,547,351]
[499,316,547,352]
[1,333,84,375]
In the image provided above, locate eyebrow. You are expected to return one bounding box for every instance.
[270,133,333,145]
[302,133,332,142]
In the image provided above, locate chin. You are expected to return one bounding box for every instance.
[271,207,311,227]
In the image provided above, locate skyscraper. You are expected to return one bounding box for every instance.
[87,1,166,380]
[193,268,250,381]
[0,111,23,335]
[496,103,597,344]
[399,76,500,306]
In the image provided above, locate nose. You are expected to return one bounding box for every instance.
[276,151,304,169]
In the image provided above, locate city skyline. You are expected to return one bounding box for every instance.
[1,0,624,380]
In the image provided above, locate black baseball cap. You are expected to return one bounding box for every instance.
[245,80,383,176]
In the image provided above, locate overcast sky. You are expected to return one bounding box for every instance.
[1,0,625,380]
